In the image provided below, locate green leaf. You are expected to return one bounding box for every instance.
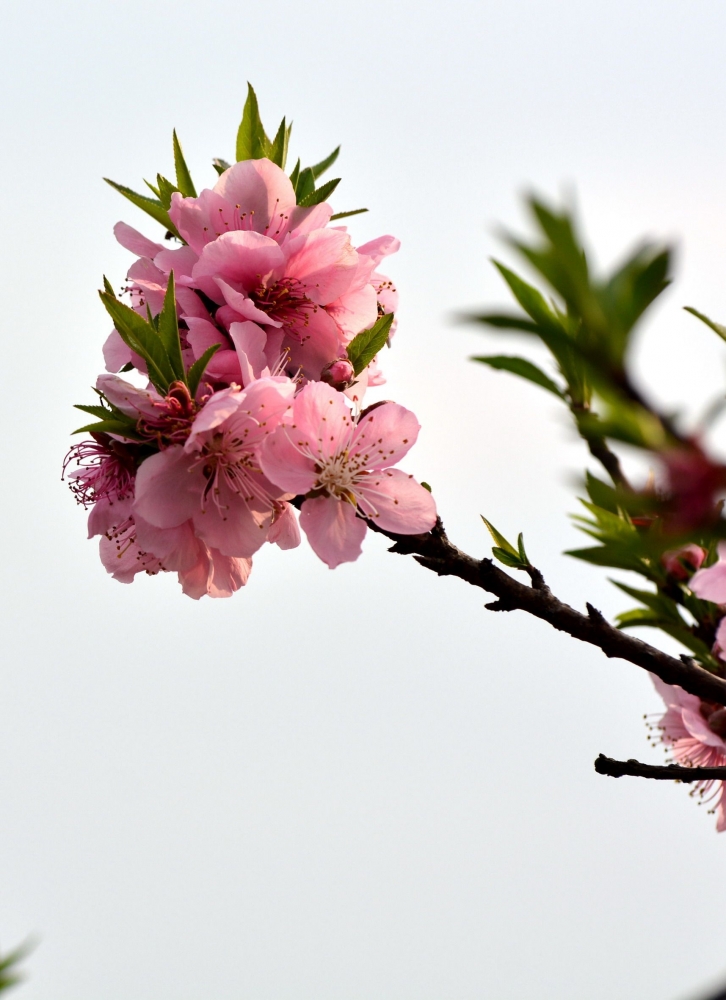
[236,82,271,161]
[269,117,290,169]
[187,343,221,397]
[289,158,301,188]
[157,272,186,383]
[565,544,645,573]
[102,275,116,297]
[330,208,368,221]
[294,166,315,203]
[492,547,524,568]
[310,145,340,179]
[346,313,394,375]
[172,129,197,197]
[74,403,115,420]
[156,173,180,211]
[584,471,619,513]
[420,481,432,492]
[212,157,231,176]
[99,291,175,393]
[611,580,684,623]
[684,306,726,344]
[467,311,542,334]
[481,517,519,558]
[73,418,142,437]
[517,533,529,564]
[471,354,565,398]
[299,176,340,208]
[104,178,181,240]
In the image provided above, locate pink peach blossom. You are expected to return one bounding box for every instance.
[661,544,706,580]
[651,675,726,831]
[260,382,436,568]
[133,377,297,559]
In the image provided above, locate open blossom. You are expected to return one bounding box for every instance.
[133,376,298,558]
[650,676,726,831]
[89,496,252,599]
[260,382,437,568]
[105,158,399,389]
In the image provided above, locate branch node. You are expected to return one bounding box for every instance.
[586,602,608,625]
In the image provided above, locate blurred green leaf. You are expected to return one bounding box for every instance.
[471,354,565,398]
[212,157,231,176]
[330,208,368,221]
[684,306,726,344]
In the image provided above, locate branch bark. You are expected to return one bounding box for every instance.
[374,517,726,705]
[594,754,726,782]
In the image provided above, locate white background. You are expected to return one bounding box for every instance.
[2,1,726,997]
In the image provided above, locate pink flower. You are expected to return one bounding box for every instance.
[108,159,399,387]
[690,542,726,604]
[650,675,726,830]
[260,382,436,568]
[661,544,707,581]
[90,497,251,599]
[133,377,298,558]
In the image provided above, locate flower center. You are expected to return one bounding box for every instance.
[138,381,198,448]
[63,436,137,507]
[250,277,317,333]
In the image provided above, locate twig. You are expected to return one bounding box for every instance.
[594,754,726,783]
[371,517,726,705]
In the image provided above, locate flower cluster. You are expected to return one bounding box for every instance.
[65,108,436,598]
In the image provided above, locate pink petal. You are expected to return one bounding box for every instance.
[228,321,269,385]
[102,329,133,372]
[268,502,301,549]
[96,374,163,418]
[213,159,297,236]
[292,381,355,463]
[282,230,358,304]
[192,484,271,558]
[259,427,318,495]
[185,387,244,449]
[207,550,253,598]
[153,245,199,282]
[350,402,421,469]
[87,497,133,539]
[215,277,281,327]
[114,221,165,258]
[356,235,400,266]
[134,515,202,572]
[284,306,343,381]
[193,230,285,292]
[691,550,726,604]
[300,495,366,568]
[133,446,201,528]
[356,468,436,533]
[287,203,333,235]
[327,283,378,341]
[169,188,237,254]
[185,317,228,357]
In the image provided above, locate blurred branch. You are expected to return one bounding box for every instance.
[372,517,726,705]
[594,754,726,782]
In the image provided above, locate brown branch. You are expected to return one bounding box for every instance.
[594,754,726,783]
[372,517,726,705]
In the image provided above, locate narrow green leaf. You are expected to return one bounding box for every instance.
[120,361,134,372]
[269,117,289,169]
[294,166,315,203]
[310,145,340,179]
[104,178,181,239]
[144,178,162,198]
[74,403,116,419]
[467,312,542,334]
[481,517,519,558]
[289,158,301,188]
[471,354,565,398]
[611,580,684,623]
[156,173,180,211]
[102,275,116,297]
[172,129,197,197]
[99,291,175,393]
[517,533,529,564]
[492,547,524,568]
[157,271,186,383]
[346,313,394,376]
[684,306,726,344]
[73,418,142,437]
[299,177,341,208]
[212,157,231,176]
[236,82,270,161]
[565,545,644,573]
[187,343,221,397]
[330,208,368,221]
[584,471,619,513]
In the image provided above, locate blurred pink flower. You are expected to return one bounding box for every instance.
[260,382,436,568]
[651,675,726,831]
[690,542,726,604]
[661,544,706,581]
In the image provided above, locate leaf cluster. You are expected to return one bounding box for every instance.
[481,517,531,570]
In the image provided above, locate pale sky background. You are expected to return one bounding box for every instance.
[3,1,726,998]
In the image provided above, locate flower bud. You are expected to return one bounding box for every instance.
[320,358,355,391]
[661,544,707,580]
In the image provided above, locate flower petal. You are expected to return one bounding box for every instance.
[350,402,421,469]
[133,446,201,528]
[356,468,436,533]
[300,495,366,568]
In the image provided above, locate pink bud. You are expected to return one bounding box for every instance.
[662,544,707,580]
[320,358,355,391]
